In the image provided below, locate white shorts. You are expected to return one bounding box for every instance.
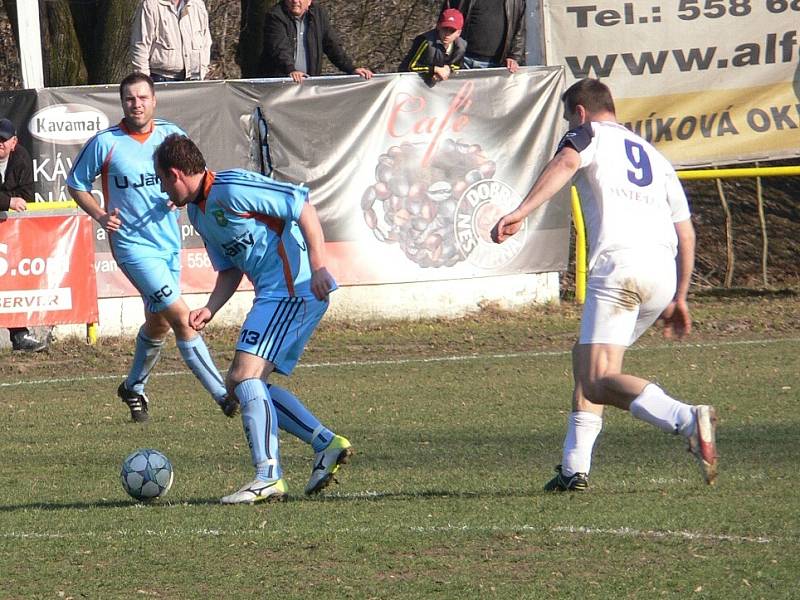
[236,295,328,375]
[579,249,676,347]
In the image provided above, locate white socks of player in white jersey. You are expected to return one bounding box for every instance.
[561,384,695,477]
[629,383,695,437]
[561,411,603,477]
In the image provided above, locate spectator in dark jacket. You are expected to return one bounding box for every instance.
[400,8,467,84]
[0,118,48,352]
[442,0,526,72]
[258,0,373,83]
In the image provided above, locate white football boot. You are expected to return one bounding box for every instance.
[220,478,287,505]
[687,405,718,485]
[305,435,354,495]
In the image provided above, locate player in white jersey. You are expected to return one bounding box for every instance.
[154,133,353,504]
[493,78,717,490]
[67,73,235,423]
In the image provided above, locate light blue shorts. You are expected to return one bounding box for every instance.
[237,295,328,375]
[118,253,182,313]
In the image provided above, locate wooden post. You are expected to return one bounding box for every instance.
[755,168,768,287]
[715,176,735,288]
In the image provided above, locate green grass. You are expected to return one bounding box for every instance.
[1,306,799,598]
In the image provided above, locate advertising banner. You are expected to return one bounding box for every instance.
[542,0,800,166]
[250,68,570,285]
[0,214,99,327]
[0,68,570,296]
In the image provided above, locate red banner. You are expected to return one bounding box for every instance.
[0,214,99,327]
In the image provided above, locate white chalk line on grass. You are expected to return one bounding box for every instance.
[550,526,773,544]
[0,522,775,544]
[1,336,798,390]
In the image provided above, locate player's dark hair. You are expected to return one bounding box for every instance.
[154,133,207,175]
[119,72,155,100]
[562,78,616,116]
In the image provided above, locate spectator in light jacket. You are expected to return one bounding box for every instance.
[130,0,212,81]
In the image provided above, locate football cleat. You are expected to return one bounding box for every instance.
[218,395,239,418]
[687,405,718,485]
[543,465,589,492]
[305,435,354,495]
[11,332,47,352]
[220,478,288,505]
[117,381,150,423]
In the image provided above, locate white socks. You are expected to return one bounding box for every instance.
[561,411,603,477]
[629,384,694,436]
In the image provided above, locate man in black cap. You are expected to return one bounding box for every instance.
[0,117,48,352]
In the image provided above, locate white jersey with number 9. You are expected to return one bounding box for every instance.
[561,120,691,272]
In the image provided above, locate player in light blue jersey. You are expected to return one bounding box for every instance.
[67,73,235,423]
[154,133,353,504]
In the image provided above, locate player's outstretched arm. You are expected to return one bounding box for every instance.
[491,147,580,243]
[297,202,335,300]
[189,267,244,331]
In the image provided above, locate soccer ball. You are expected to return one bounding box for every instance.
[120,448,174,501]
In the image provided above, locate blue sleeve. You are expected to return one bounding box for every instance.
[223,171,309,222]
[67,134,105,191]
[158,119,187,138]
[556,123,593,155]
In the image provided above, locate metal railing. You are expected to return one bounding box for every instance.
[571,165,800,303]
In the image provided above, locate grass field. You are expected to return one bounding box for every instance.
[1,294,799,599]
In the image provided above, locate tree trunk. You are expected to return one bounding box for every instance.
[6,0,133,87]
[39,0,87,86]
[91,0,137,84]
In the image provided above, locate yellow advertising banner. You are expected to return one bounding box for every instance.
[542,0,800,166]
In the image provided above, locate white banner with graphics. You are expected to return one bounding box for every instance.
[542,0,800,166]
[0,68,571,295]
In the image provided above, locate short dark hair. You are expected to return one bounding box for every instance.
[154,133,207,176]
[119,72,155,101]
[562,78,616,115]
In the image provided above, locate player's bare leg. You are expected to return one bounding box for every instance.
[545,343,615,491]
[547,343,717,490]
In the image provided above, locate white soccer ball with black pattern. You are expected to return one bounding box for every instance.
[120,448,174,501]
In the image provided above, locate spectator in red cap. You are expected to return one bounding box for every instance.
[400,8,467,84]
[0,117,48,352]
